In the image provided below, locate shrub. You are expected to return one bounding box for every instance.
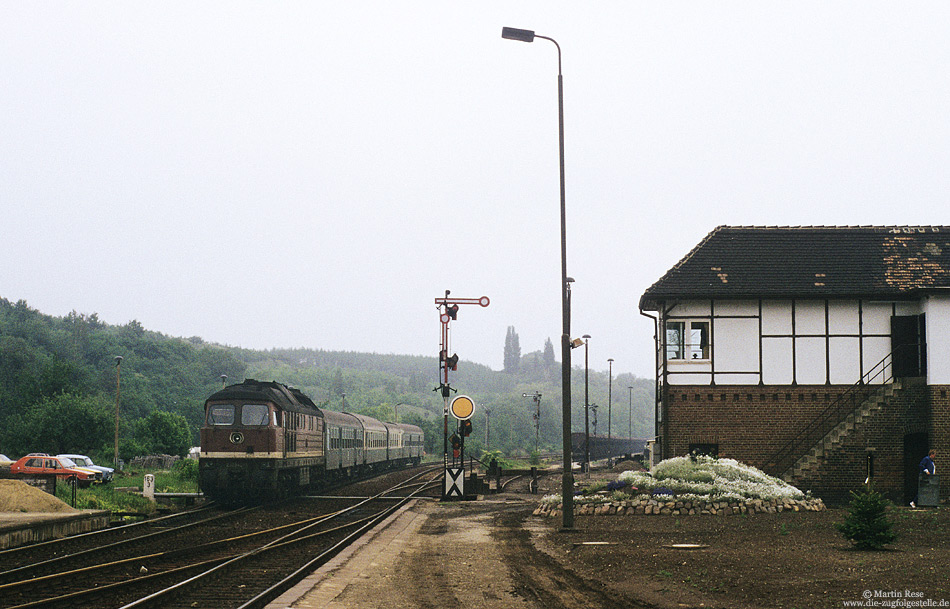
[172,458,199,483]
[835,488,897,550]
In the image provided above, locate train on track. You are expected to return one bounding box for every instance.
[199,379,424,502]
[571,432,649,463]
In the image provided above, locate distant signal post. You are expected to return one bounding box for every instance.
[435,291,489,500]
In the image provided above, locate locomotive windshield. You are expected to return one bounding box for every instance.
[208,405,235,425]
[241,404,269,426]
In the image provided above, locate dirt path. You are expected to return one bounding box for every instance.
[273,489,950,609]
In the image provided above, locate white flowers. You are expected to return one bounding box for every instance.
[617,455,804,501]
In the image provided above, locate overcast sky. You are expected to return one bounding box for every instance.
[3,3,950,379]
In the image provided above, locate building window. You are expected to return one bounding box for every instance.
[666,320,710,360]
[688,443,719,457]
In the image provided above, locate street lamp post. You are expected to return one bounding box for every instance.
[114,356,122,469]
[574,334,591,474]
[628,386,634,439]
[607,358,614,441]
[502,26,574,530]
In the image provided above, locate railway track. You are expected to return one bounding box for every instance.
[0,465,440,609]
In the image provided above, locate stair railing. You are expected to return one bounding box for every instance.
[765,346,908,477]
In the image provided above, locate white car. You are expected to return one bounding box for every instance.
[57,454,114,483]
[0,454,13,466]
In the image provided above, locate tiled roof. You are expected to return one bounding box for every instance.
[639,225,950,310]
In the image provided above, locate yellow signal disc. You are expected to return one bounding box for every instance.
[450,395,475,420]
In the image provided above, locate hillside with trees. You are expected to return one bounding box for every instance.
[0,298,655,463]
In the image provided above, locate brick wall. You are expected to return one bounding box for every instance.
[930,385,949,503]
[661,382,944,505]
[792,381,927,504]
[662,385,852,469]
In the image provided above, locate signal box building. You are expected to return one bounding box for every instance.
[639,226,949,503]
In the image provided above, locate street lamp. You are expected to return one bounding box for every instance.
[628,386,634,439]
[571,334,591,474]
[502,25,574,530]
[114,356,122,469]
[607,358,614,441]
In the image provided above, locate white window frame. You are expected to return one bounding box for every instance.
[665,319,711,362]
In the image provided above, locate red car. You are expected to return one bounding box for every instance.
[10,454,99,487]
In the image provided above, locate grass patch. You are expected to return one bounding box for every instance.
[55,460,199,515]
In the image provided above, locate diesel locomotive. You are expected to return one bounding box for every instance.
[199,379,424,502]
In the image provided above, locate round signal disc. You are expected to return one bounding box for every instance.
[450,395,475,420]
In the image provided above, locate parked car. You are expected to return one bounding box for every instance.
[57,454,114,483]
[0,454,13,466]
[10,454,100,487]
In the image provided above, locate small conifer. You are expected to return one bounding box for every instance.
[835,488,897,550]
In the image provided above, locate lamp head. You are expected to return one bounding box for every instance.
[501,27,535,42]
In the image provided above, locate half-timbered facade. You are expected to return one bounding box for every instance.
[639,226,949,502]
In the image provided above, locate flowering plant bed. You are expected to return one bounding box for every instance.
[534,495,825,517]
[537,455,818,516]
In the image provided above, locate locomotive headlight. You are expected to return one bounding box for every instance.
[230,432,245,444]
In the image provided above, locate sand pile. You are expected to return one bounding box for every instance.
[0,479,78,513]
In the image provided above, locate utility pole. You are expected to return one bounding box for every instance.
[523,392,542,453]
[114,356,122,470]
[607,358,614,441]
[628,386,634,439]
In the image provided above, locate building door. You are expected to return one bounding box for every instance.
[891,315,926,378]
[903,432,929,503]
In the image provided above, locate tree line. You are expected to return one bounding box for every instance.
[0,298,655,463]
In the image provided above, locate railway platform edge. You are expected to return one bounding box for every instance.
[0,510,111,550]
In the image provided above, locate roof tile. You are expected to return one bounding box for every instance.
[639,225,950,310]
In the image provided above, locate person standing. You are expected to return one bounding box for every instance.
[911,449,936,508]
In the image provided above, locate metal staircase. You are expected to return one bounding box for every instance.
[765,350,901,479]
[785,381,898,481]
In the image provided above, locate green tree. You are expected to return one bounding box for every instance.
[331,368,345,397]
[542,338,555,369]
[134,410,192,457]
[1,392,112,456]
[357,404,396,423]
[503,326,521,373]
[836,488,897,550]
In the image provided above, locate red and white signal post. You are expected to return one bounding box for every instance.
[435,291,489,500]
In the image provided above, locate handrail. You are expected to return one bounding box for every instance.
[765,345,914,477]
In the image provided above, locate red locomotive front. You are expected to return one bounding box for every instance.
[199,379,325,502]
